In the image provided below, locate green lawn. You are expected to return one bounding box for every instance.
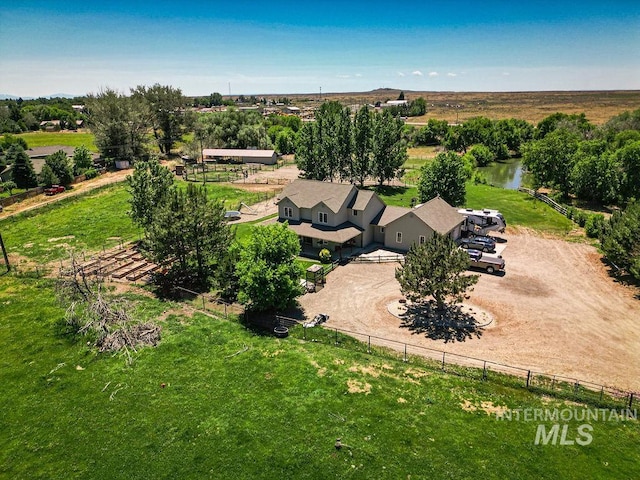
[1,274,638,479]
[373,184,575,236]
[0,184,141,265]
[0,183,277,266]
[16,131,98,152]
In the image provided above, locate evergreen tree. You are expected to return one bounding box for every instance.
[8,145,37,189]
[396,233,479,311]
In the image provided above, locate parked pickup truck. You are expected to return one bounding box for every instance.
[466,249,505,274]
[44,185,65,196]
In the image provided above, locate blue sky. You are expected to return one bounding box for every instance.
[0,1,638,97]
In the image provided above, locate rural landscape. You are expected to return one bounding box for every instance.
[1,87,640,479]
[2,1,640,478]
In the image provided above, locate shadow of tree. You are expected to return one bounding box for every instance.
[399,301,484,343]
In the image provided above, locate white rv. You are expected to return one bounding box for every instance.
[458,208,506,235]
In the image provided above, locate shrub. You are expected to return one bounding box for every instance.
[319,248,331,264]
[585,214,606,239]
[573,210,588,227]
[84,168,98,180]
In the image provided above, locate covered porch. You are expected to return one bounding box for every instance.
[283,220,363,261]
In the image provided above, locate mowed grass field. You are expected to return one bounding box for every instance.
[16,131,98,152]
[374,183,575,236]
[1,274,639,480]
[0,181,269,266]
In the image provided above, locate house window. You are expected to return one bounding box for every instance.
[396,232,403,243]
[352,209,358,216]
[419,235,426,245]
[318,212,328,224]
[283,206,292,218]
[380,227,385,233]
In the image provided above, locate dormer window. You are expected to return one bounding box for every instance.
[352,210,358,216]
[283,206,293,218]
[318,212,328,224]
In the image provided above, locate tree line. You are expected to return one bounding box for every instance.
[296,101,407,185]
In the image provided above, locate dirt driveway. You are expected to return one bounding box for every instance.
[298,230,640,392]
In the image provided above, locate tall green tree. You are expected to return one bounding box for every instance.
[616,140,640,201]
[522,129,580,197]
[395,233,479,311]
[371,109,407,185]
[86,88,149,163]
[39,164,59,187]
[235,222,304,313]
[8,145,37,189]
[295,121,328,181]
[146,183,233,288]
[601,201,640,280]
[418,151,467,206]
[351,105,373,186]
[127,158,175,230]
[72,145,93,175]
[132,84,186,155]
[44,150,74,186]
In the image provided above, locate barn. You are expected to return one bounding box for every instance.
[202,148,278,165]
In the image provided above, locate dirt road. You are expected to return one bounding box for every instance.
[298,230,640,392]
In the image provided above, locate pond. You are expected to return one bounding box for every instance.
[477,157,531,190]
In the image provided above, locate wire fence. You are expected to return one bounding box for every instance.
[286,321,636,410]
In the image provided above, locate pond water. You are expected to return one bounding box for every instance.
[477,157,531,190]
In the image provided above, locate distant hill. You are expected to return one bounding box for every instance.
[0,93,79,100]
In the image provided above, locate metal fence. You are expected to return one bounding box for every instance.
[288,321,636,410]
[173,286,243,319]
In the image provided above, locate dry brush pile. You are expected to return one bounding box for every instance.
[56,253,160,360]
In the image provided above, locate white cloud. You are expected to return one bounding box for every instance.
[412,70,423,76]
[447,72,457,77]
[429,71,439,77]
[336,74,351,79]
[397,72,405,77]
[355,73,362,77]
[503,72,511,76]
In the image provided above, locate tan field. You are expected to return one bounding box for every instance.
[272,89,640,125]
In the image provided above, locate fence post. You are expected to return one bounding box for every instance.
[526,370,531,389]
[303,326,306,340]
[335,328,338,345]
[403,344,407,362]
[442,352,446,370]
[599,386,604,403]
[202,295,206,311]
[224,303,227,318]
[482,361,487,380]
[629,392,634,410]
[368,336,371,354]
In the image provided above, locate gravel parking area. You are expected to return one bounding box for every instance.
[298,230,640,392]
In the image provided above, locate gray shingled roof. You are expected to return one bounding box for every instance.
[348,189,376,211]
[371,205,411,226]
[280,219,362,243]
[412,196,465,234]
[277,179,357,213]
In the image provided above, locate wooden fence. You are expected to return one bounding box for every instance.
[518,187,568,216]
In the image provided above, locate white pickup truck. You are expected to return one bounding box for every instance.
[466,249,505,274]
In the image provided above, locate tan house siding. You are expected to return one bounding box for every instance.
[384,213,435,251]
[278,198,299,221]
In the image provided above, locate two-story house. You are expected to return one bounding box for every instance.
[277,179,464,255]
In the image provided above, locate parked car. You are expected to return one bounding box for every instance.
[465,249,505,274]
[44,185,65,196]
[459,235,496,253]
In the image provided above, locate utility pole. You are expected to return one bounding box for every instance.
[0,232,10,272]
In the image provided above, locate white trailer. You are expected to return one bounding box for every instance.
[458,208,506,235]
